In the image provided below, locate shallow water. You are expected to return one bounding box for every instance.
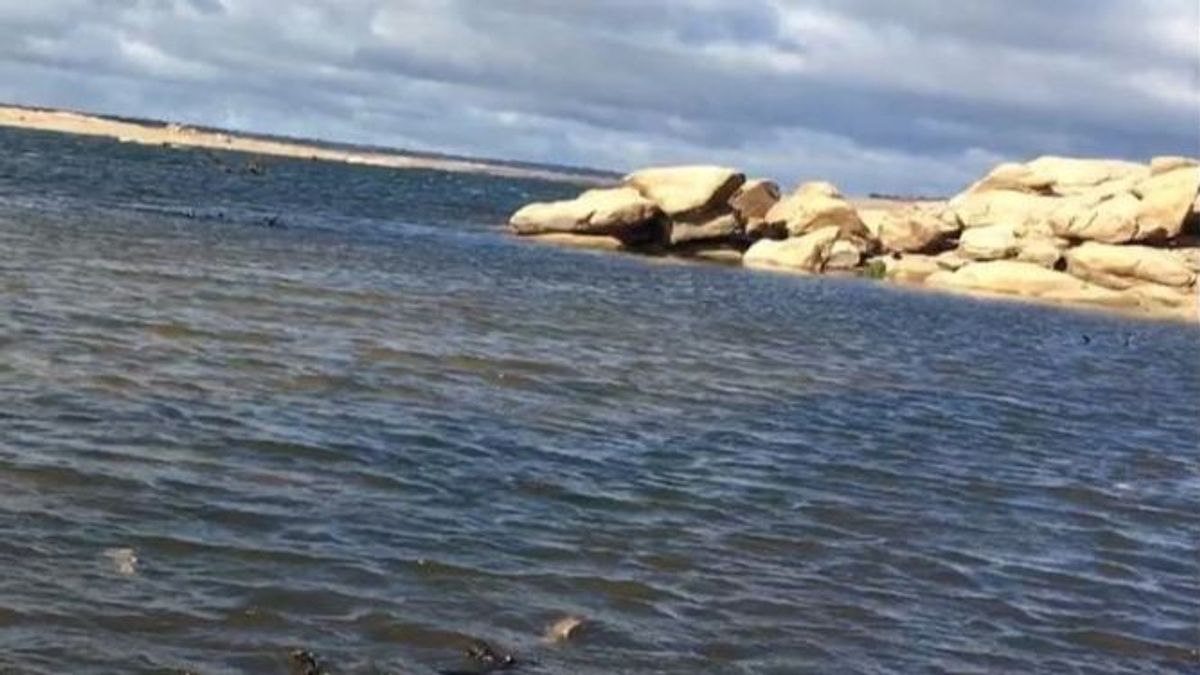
[0,127,1198,674]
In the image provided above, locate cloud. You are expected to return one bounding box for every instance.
[0,0,1195,194]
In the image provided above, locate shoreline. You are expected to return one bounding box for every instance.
[0,103,613,186]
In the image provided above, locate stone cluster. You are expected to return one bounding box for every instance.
[509,157,1200,321]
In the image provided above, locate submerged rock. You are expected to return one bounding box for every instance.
[103,548,139,576]
[544,616,587,643]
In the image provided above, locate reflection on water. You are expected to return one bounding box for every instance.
[0,128,1198,674]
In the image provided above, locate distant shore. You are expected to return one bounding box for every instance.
[0,104,612,185]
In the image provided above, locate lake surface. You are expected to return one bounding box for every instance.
[0,127,1197,674]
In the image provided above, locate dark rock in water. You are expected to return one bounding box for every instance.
[438,640,519,674]
[289,649,333,675]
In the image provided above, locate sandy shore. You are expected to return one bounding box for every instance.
[0,104,610,185]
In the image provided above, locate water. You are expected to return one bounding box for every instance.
[0,127,1197,674]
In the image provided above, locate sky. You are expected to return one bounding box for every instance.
[0,0,1197,194]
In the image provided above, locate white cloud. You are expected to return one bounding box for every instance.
[0,0,1195,193]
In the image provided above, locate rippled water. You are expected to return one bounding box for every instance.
[1,128,1198,674]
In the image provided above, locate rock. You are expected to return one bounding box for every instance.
[668,212,740,246]
[860,203,961,253]
[1170,246,1200,274]
[1122,283,1198,318]
[673,243,744,265]
[959,224,1018,261]
[957,158,1199,245]
[951,189,1062,233]
[925,260,1128,307]
[729,179,780,230]
[965,157,1148,197]
[1051,191,1141,243]
[764,181,869,239]
[825,240,863,271]
[1066,242,1197,290]
[872,254,943,284]
[544,616,587,643]
[1015,238,1066,269]
[743,226,841,273]
[1150,156,1199,176]
[1132,166,1200,242]
[510,187,661,237]
[103,548,139,576]
[523,233,628,252]
[934,250,970,270]
[624,166,745,218]
[744,218,788,242]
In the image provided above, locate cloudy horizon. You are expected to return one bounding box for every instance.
[1,0,1197,194]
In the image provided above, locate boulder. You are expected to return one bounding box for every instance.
[1150,156,1198,176]
[1065,242,1196,290]
[522,233,628,252]
[764,181,870,239]
[668,213,741,246]
[825,240,864,271]
[1015,237,1066,269]
[951,189,1062,234]
[964,157,1147,197]
[925,260,1128,307]
[957,158,1199,245]
[959,224,1019,261]
[510,187,662,237]
[1170,246,1200,274]
[624,166,745,218]
[729,179,781,227]
[1050,191,1141,243]
[934,249,971,270]
[1131,165,1200,242]
[860,203,961,253]
[872,254,943,284]
[1122,283,1198,318]
[743,226,841,273]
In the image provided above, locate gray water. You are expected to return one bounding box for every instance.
[0,127,1197,674]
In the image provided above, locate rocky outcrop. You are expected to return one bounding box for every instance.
[510,187,662,238]
[955,156,1199,244]
[860,203,960,253]
[509,156,1199,322]
[1065,242,1196,290]
[764,182,870,239]
[624,166,745,218]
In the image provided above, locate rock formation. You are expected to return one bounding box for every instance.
[509,155,1200,321]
